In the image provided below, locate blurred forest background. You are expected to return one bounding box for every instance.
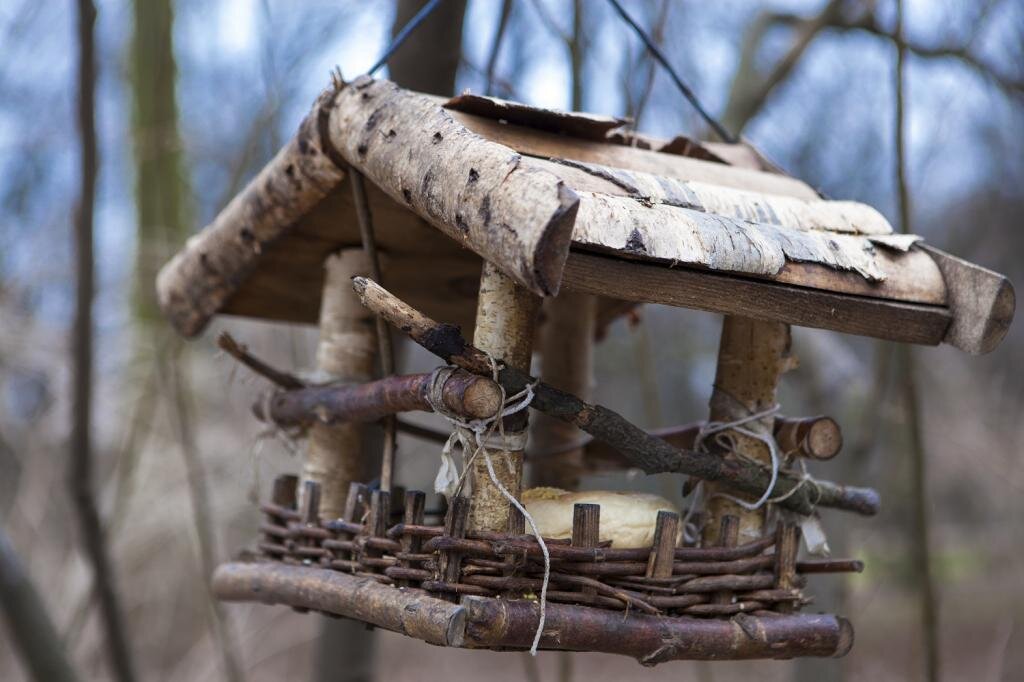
[1,0,1022,680]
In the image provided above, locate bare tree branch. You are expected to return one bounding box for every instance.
[71,1,138,680]
[724,0,1021,135]
[894,3,940,680]
[484,0,513,96]
[162,345,245,682]
[0,529,79,682]
[722,0,845,134]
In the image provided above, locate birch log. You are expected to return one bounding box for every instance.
[156,90,345,337]
[469,262,540,531]
[702,317,793,546]
[327,76,579,296]
[530,292,596,489]
[300,250,377,520]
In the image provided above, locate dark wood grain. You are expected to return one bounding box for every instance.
[562,251,951,345]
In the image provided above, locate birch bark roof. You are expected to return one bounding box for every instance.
[155,77,1014,354]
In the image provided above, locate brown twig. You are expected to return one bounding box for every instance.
[895,4,940,680]
[253,370,502,426]
[71,1,137,680]
[163,347,245,682]
[350,168,397,494]
[217,331,305,389]
[484,0,513,97]
[351,277,880,517]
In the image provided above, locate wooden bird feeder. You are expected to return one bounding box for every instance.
[157,76,1015,666]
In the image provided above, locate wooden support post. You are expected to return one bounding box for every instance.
[646,511,680,580]
[300,250,378,521]
[774,523,801,614]
[572,503,601,596]
[363,490,391,572]
[260,475,298,561]
[398,491,426,587]
[711,515,740,606]
[437,496,470,603]
[531,292,596,489]
[702,317,793,546]
[468,262,540,531]
[272,474,299,510]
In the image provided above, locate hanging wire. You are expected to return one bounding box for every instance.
[368,0,446,76]
[605,0,737,143]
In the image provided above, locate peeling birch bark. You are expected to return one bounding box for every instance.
[328,77,580,296]
[156,90,345,337]
[571,192,897,281]
[551,158,895,236]
[468,263,540,531]
[300,250,377,521]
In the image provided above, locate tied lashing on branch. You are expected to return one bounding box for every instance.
[349,276,879,518]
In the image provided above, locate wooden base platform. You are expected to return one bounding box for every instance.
[213,560,853,665]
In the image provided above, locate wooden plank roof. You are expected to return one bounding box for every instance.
[156,77,1014,354]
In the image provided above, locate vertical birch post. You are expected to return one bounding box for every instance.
[469,262,540,531]
[701,316,793,546]
[300,249,377,521]
[530,292,596,490]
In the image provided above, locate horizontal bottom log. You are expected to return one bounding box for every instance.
[213,561,852,664]
[212,561,465,646]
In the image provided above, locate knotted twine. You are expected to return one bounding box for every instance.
[425,358,551,656]
[684,391,824,549]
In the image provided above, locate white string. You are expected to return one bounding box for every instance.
[696,403,781,511]
[424,358,551,655]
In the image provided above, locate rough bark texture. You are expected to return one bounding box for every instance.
[468,263,540,531]
[920,244,1015,354]
[351,277,879,517]
[301,251,377,521]
[583,415,842,469]
[156,90,346,337]
[213,561,852,662]
[462,597,852,662]
[213,562,466,647]
[150,79,1015,359]
[327,77,580,296]
[526,155,947,305]
[571,191,907,281]
[556,157,894,235]
[561,252,951,347]
[254,369,502,427]
[702,318,793,546]
[447,108,820,199]
[531,291,596,489]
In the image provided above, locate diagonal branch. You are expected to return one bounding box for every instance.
[723,0,1021,135]
[350,277,880,518]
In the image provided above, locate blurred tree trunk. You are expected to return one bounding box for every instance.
[129,2,244,680]
[130,0,189,326]
[388,0,468,96]
[312,3,468,681]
